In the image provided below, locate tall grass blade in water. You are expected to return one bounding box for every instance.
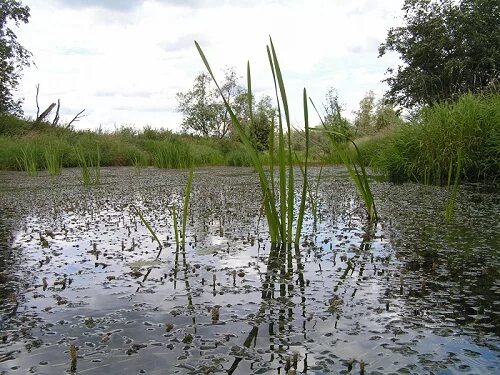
[310,100,378,221]
[44,144,63,176]
[17,147,38,176]
[130,205,163,251]
[195,37,309,245]
[75,145,101,186]
[181,168,194,248]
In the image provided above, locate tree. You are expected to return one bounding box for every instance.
[176,72,220,137]
[176,68,244,138]
[353,90,376,136]
[322,87,353,141]
[0,0,31,115]
[379,0,500,108]
[250,95,275,150]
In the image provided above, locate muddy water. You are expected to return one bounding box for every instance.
[0,167,498,374]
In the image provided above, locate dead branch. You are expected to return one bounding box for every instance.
[52,99,61,126]
[35,84,40,119]
[66,109,86,128]
[35,103,56,124]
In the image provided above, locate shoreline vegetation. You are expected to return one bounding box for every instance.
[0,92,498,185]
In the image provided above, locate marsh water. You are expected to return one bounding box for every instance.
[0,166,498,374]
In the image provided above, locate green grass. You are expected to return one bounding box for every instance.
[75,145,101,186]
[131,168,194,252]
[44,144,63,176]
[17,146,38,176]
[363,93,500,185]
[0,113,326,171]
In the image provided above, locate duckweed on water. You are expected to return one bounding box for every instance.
[0,166,498,374]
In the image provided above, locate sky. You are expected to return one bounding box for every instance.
[16,0,404,132]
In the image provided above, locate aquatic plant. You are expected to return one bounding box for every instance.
[196,37,310,245]
[130,204,163,250]
[310,100,378,221]
[17,146,38,176]
[75,145,101,185]
[152,139,193,169]
[43,144,63,176]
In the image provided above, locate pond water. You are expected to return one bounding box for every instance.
[0,166,498,374]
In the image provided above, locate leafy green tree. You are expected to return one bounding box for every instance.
[379,0,499,108]
[177,67,245,138]
[322,87,353,141]
[251,95,275,150]
[374,100,402,131]
[353,90,376,136]
[176,72,220,137]
[0,0,31,115]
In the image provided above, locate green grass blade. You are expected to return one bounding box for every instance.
[131,204,163,250]
[295,88,310,244]
[181,168,194,248]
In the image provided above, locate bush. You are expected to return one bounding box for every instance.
[362,93,500,184]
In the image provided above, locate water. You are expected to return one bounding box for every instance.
[0,167,498,374]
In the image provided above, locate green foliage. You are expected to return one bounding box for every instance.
[0,114,327,171]
[150,139,193,169]
[176,68,245,138]
[322,87,353,141]
[363,93,500,184]
[380,0,500,108]
[354,91,403,137]
[0,0,31,114]
[250,95,275,150]
[311,99,378,221]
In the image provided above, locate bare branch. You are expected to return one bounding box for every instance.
[52,99,60,126]
[66,109,86,128]
[35,102,56,124]
[35,84,40,119]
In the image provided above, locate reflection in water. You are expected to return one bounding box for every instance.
[0,167,498,374]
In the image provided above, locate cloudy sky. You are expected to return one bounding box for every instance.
[16,0,404,132]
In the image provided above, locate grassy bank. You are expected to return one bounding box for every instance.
[358,93,500,184]
[0,115,329,172]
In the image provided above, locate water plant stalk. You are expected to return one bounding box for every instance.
[130,204,163,250]
[310,100,378,221]
[196,37,310,245]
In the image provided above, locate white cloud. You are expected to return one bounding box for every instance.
[17,0,403,131]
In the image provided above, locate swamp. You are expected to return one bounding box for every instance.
[0,166,498,374]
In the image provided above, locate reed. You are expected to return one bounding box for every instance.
[43,144,63,176]
[196,37,310,245]
[75,145,101,185]
[310,100,378,221]
[131,205,163,250]
[17,147,38,176]
[181,168,194,248]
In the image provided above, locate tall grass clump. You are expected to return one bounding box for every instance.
[17,146,38,176]
[151,139,193,169]
[44,144,63,176]
[75,145,101,186]
[196,37,310,245]
[371,93,500,185]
